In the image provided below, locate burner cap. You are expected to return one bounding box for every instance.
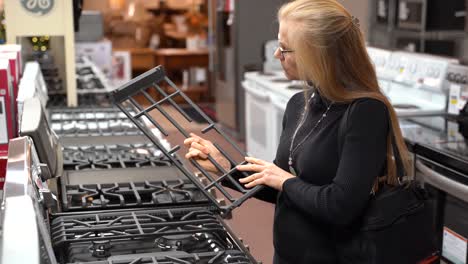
[90,240,112,258]
[90,198,109,206]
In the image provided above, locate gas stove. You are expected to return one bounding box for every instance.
[51,208,252,264]
[28,51,64,94]
[47,94,113,108]
[3,68,261,263]
[75,56,113,94]
[50,108,142,137]
[62,179,209,211]
[60,143,196,211]
[62,143,166,170]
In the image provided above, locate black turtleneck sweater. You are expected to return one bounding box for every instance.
[253,91,389,264]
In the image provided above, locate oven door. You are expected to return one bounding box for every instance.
[270,92,288,157]
[243,80,274,162]
[416,159,468,264]
[397,0,426,30]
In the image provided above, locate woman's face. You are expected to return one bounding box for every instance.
[274,21,299,80]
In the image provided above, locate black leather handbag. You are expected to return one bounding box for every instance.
[336,101,437,264]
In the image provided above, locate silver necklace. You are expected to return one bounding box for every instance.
[288,93,333,176]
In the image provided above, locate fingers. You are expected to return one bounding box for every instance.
[190,142,210,154]
[189,133,210,145]
[244,177,264,188]
[185,147,208,159]
[245,156,267,165]
[239,172,263,183]
[183,137,198,146]
[236,163,264,172]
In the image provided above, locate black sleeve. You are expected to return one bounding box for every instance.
[281,99,388,227]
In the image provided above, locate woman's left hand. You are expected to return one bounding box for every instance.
[236,157,295,191]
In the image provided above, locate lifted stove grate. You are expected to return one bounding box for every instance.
[111,66,263,215]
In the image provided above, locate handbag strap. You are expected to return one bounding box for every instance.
[338,100,405,181]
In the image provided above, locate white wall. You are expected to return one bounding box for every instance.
[337,0,370,37]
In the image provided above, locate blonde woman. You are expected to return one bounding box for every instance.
[185,0,413,263]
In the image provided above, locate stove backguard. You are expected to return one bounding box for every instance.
[111,66,263,216]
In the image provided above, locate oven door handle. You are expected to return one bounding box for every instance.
[415,160,468,203]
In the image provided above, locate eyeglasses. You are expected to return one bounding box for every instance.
[277,46,294,60]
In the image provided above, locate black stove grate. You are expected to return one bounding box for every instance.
[72,251,253,264]
[51,208,255,263]
[63,179,209,210]
[62,143,166,170]
[110,66,262,215]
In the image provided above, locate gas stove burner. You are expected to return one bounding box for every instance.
[64,180,208,210]
[62,144,167,170]
[78,78,105,90]
[155,233,224,253]
[90,240,112,258]
[52,119,141,137]
[394,104,421,110]
[50,208,255,263]
[48,94,113,108]
[77,66,95,76]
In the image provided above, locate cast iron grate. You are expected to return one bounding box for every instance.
[110,66,262,216]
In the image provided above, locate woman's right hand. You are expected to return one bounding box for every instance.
[184,133,231,173]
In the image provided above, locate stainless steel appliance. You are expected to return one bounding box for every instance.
[1,69,259,263]
[397,0,467,31]
[211,0,287,138]
[1,136,257,264]
[20,97,63,178]
[399,116,468,264]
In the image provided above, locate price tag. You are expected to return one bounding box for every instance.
[448,84,462,115]
[442,227,467,264]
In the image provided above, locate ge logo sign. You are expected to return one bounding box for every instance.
[21,0,54,16]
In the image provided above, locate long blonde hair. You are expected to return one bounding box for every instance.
[279,0,411,187]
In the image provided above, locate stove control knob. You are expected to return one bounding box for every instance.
[461,76,468,85]
[447,72,455,82]
[454,74,462,83]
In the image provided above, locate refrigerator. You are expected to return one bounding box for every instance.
[210,0,286,139]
